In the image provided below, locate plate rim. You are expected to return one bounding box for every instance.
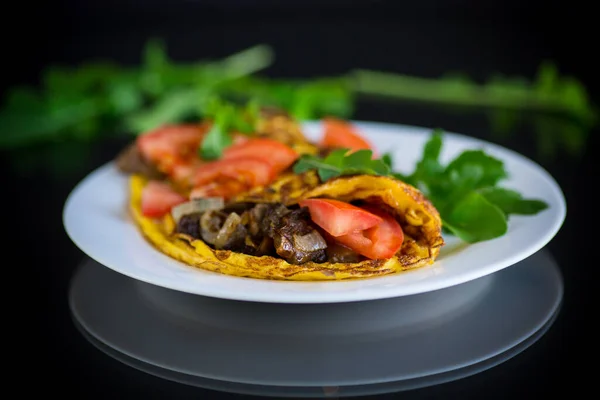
[63,120,567,303]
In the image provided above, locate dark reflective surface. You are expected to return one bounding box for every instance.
[72,301,561,399]
[68,250,561,397]
[4,1,598,398]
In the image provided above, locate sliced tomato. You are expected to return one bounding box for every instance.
[192,157,276,187]
[320,118,373,152]
[334,205,404,260]
[136,124,207,177]
[170,159,205,183]
[299,198,383,237]
[137,124,206,162]
[190,179,250,200]
[231,132,251,146]
[222,138,299,173]
[141,180,187,218]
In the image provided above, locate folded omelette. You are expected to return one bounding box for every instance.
[118,110,445,281]
[128,171,444,281]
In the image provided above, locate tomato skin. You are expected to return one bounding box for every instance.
[222,138,299,173]
[191,157,277,200]
[333,205,404,260]
[170,160,206,183]
[192,157,275,187]
[190,139,297,200]
[141,181,187,218]
[320,118,373,152]
[299,198,383,237]
[190,179,250,200]
[137,124,207,170]
[334,231,374,257]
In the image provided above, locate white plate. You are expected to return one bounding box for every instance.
[63,121,566,303]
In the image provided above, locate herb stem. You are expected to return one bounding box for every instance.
[350,69,597,125]
[212,44,275,80]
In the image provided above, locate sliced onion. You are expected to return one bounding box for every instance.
[171,197,225,223]
[200,211,224,245]
[214,212,243,250]
[293,230,328,252]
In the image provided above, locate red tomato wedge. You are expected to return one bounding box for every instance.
[298,198,384,237]
[231,133,250,145]
[137,124,207,167]
[321,118,373,152]
[190,179,250,200]
[192,157,275,188]
[141,181,187,218]
[222,138,299,173]
[334,205,404,260]
[170,159,205,183]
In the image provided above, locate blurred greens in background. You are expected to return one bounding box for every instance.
[1,39,597,174]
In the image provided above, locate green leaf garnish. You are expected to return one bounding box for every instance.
[398,129,550,243]
[197,96,263,159]
[381,152,393,169]
[199,103,234,160]
[125,88,199,133]
[442,192,508,243]
[478,187,549,216]
[445,150,507,189]
[293,148,390,181]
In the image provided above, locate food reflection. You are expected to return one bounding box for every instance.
[68,250,562,397]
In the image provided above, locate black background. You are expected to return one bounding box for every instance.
[3,0,598,398]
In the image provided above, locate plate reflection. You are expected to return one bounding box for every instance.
[69,249,563,397]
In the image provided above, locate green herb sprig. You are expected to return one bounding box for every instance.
[198,97,261,160]
[395,129,549,242]
[2,40,596,158]
[293,148,390,181]
[350,62,597,128]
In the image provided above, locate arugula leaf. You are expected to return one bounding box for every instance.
[442,191,508,243]
[396,129,549,243]
[293,149,390,181]
[437,163,487,212]
[381,152,393,168]
[445,150,507,189]
[479,187,549,216]
[402,128,445,193]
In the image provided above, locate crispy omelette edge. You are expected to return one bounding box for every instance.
[128,174,444,281]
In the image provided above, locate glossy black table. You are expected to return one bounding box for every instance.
[4,1,597,398]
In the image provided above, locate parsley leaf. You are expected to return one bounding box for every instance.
[293,148,390,181]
